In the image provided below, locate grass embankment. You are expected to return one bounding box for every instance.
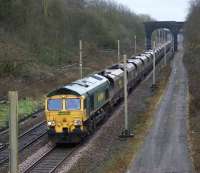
[102,65,171,173]
[184,1,200,171]
[0,98,43,129]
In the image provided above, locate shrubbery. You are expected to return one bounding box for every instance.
[184,0,200,171]
[0,0,151,72]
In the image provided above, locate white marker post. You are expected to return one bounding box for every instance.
[134,35,137,55]
[9,91,18,173]
[119,55,133,138]
[118,40,120,63]
[79,40,83,79]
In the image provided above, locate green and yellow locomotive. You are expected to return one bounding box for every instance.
[45,74,110,143]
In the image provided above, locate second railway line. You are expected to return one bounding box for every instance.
[0,120,47,170]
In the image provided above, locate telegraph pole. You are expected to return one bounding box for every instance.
[79,40,83,79]
[155,34,158,47]
[9,91,18,173]
[124,55,128,131]
[164,44,167,65]
[119,55,133,138]
[134,35,137,55]
[151,41,157,90]
[43,0,48,17]
[118,40,120,63]
[158,30,160,45]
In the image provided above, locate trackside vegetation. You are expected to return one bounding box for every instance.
[0,98,43,129]
[184,0,200,171]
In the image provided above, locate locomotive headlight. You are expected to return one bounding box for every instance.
[47,121,55,126]
[74,119,82,126]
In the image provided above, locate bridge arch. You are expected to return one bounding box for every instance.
[144,21,185,51]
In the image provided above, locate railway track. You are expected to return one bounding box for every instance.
[0,97,7,103]
[24,146,77,173]
[0,108,44,134]
[0,121,47,166]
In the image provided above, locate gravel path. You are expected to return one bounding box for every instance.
[128,45,194,173]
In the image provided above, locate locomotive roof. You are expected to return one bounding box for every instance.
[47,74,109,96]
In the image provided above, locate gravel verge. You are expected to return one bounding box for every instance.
[19,141,55,173]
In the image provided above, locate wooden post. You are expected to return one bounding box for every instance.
[9,91,18,173]
[79,40,83,79]
[118,40,120,63]
[43,0,48,17]
[123,55,128,130]
[134,35,137,55]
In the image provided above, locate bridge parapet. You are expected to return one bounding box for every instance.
[144,21,185,51]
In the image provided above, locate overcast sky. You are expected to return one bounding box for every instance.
[114,0,190,21]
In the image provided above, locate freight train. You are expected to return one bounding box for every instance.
[45,41,173,143]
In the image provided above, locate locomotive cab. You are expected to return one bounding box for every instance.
[45,93,88,143]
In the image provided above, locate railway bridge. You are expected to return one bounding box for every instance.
[144,21,185,51]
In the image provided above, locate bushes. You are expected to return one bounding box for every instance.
[184,0,200,99]
[0,0,151,76]
[0,0,12,21]
[184,0,200,171]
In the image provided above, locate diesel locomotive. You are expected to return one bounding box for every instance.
[45,41,173,143]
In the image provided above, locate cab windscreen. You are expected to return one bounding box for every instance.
[66,98,81,110]
[48,99,62,111]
